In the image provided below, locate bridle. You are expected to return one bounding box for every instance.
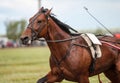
[27,10,81,43]
[27,10,49,41]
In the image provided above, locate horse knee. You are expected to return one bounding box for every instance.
[47,73,63,82]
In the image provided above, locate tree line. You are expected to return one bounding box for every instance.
[5,19,27,41]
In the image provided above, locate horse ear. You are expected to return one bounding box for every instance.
[39,7,44,12]
[45,8,52,16]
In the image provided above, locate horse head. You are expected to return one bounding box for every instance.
[20,7,52,45]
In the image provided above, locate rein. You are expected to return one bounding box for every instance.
[38,36,80,43]
[101,40,120,50]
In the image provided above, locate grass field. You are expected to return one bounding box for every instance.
[0,47,110,83]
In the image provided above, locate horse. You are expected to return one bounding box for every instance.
[20,7,120,83]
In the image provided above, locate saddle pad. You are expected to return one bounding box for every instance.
[81,33,102,58]
[86,33,102,45]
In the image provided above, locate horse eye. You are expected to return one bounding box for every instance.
[37,20,42,24]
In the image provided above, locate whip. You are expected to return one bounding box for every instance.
[84,7,114,36]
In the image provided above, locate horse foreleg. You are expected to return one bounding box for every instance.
[37,71,64,83]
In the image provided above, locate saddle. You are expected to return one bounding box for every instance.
[81,33,102,59]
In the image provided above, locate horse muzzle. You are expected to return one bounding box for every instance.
[20,36,32,45]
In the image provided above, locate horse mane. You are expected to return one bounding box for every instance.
[50,15,72,35]
[41,9,72,35]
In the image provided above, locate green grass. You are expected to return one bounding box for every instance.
[0,47,110,83]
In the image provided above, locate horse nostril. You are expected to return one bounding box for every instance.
[24,36,29,40]
[20,36,28,41]
[20,36,30,45]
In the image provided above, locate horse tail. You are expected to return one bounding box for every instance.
[98,74,102,83]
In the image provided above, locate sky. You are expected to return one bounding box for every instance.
[0,0,120,35]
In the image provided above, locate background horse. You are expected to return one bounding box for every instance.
[20,7,120,83]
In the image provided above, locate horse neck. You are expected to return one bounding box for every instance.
[46,18,71,40]
[45,18,71,59]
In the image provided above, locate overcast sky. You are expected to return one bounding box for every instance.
[0,0,120,35]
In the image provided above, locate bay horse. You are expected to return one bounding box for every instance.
[20,7,120,83]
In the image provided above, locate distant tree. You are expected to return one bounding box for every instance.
[5,19,27,41]
[94,28,105,35]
